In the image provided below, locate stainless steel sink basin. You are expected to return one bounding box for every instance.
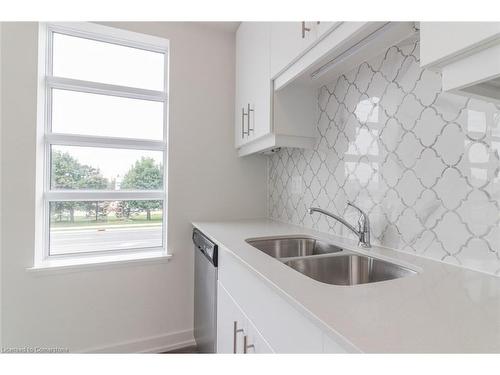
[246,236,343,259]
[283,254,416,286]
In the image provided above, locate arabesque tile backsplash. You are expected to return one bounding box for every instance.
[268,39,500,275]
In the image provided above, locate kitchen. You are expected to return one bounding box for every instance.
[1,0,500,373]
[194,21,500,354]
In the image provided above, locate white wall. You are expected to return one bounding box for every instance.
[0,21,3,349]
[0,22,267,352]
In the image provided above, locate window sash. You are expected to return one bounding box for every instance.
[47,76,167,103]
[41,22,169,261]
[46,133,165,152]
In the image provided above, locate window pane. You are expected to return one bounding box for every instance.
[52,32,165,90]
[49,200,163,255]
[51,145,163,190]
[51,89,163,140]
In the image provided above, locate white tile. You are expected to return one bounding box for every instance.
[317,111,331,137]
[413,69,441,106]
[366,71,389,99]
[434,168,470,210]
[381,153,404,188]
[397,207,423,244]
[457,189,497,236]
[354,62,375,93]
[413,148,446,188]
[395,132,423,168]
[414,107,446,147]
[433,92,469,122]
[395,55,421,93]
[396,170,424,206]
[267,39,500,275]
[434,212,470,255]
[380,83,405,117]
[379,46,405,82]
[395,93,424,130]
[344,85,363,113]
[458,238,500,274]
[380,118,404,152]
[318,85,331,112]
[434,123,466,165]
[414,189,446,229]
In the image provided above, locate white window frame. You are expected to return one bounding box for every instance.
[35,22,170,266]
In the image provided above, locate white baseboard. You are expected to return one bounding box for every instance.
[82,329,195,353]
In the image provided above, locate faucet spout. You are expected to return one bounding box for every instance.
[309,203,371,248]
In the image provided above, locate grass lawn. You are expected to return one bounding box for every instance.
[51,212,163,228]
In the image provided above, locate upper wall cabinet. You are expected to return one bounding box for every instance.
[235,22,317,156]
[420,22,500,104]
[235,22,272,148]
[270,22,341,78]
[235,22,417,156]
[272,22,417,91]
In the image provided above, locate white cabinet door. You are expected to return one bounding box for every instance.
[218,281,274,354]
[235,22,271,147]
[217,282,246,353]
[219,247,324,353]
[270,22,317,78]
[243,318,274,354]
[245,22,271,142]
[316,21,341,39]
[235,23,250,148]
[420,22,500,67]
[323,333,348,353]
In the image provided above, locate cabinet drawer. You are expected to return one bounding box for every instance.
[218,246,324,353]
[217,282,274,353]
[244,315,274,354]
[217,282,246,353]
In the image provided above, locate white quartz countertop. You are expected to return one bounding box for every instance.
[193,218,500,353]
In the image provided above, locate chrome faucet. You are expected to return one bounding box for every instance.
[309,202,371,248]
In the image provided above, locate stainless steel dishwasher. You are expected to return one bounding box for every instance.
[193,228,218,353]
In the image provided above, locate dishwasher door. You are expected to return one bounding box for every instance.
[193,242,218,353]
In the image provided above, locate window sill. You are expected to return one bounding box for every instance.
[27,250,172,275]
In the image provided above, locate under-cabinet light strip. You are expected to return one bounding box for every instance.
[311,23,415,80]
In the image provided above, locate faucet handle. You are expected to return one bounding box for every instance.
[348,201,371,248]
[347,201,369,224]
[347,201,363,215]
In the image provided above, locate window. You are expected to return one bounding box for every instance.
[38,23,169,263]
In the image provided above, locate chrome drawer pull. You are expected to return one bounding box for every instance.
[247,103,254,134]
[241,108,249,138]
[233,321,244,353]
[301,21,311,38]
[243,335,255,354]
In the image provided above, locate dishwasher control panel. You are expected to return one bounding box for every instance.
[193,228,218,266]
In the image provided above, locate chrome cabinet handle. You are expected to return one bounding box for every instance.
[301,21,311,38]
[241,108,249,138]
[233,321,244,353]
[243,335,255,354]
[247,103,254,134]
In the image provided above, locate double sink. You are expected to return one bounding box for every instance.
[246,236,417,286]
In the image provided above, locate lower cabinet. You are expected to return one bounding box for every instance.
[217,282,273,353]
[217,246,350,353]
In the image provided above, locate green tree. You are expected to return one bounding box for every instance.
[51,151,109,222]
[121,157,163,220]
